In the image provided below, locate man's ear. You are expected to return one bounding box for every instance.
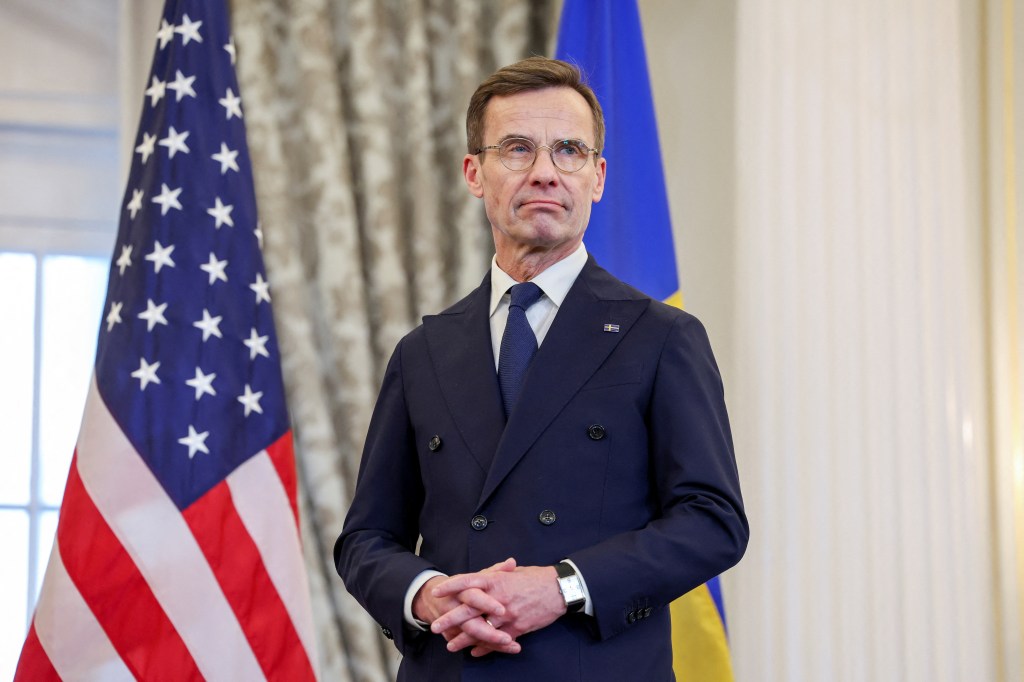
[463,155,485,198]
[591,157,607,203]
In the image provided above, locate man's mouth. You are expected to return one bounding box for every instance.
[518,199,564,210]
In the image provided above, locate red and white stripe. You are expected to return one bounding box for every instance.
[16,379,318,681]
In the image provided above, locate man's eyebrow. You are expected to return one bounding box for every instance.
[496,133,535,144]
[494,134,586,145]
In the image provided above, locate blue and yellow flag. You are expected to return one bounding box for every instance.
[555,1,734,678]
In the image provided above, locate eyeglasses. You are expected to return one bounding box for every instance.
[475,137,600,173]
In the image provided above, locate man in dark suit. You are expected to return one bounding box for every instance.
[334,56,747,681]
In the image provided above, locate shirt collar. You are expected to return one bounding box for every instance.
[489,242,589,315]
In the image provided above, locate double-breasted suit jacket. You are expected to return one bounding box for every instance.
[335,257,748,681]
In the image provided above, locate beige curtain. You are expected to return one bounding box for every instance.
[230,1,552,679]
[729,0,1001,680]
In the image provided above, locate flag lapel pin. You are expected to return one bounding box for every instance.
[603,323,620,333]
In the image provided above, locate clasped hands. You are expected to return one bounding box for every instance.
[412,558,565,657]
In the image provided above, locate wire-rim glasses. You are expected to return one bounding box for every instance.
[475,137,600,173]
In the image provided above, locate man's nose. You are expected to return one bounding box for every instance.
[526,147,560,184]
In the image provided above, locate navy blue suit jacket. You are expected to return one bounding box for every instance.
[335,257,747,681]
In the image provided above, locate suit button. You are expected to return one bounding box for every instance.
[538,510,556,525]
[643,606,653,618]
[627,610,637,624]
[428,435,442,451]
[470,515,489,531]
[381,626,393,640]
[587,424,606,440]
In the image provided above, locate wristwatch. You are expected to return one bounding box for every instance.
[554,561,586,614]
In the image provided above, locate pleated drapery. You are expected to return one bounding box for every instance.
[729,1,1001,680]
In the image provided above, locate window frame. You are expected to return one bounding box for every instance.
[0,224,116,631]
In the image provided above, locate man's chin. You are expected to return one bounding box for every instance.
[508,235,585,256]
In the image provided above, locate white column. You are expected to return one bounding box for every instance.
[730,1,997,679]
[984,0,1024,677]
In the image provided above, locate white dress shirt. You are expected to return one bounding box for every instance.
[486,242,589,367]
[404,242,594,628]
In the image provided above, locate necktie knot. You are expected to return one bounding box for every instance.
[508,282,543,310]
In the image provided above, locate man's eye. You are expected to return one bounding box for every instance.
[556,142,583,155]
[503,141,533,154]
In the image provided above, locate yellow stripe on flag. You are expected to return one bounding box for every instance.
[671,584,735,681]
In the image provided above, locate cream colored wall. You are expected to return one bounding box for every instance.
[0,0,120,255]
[0,0,173,249]
[640,0,738,390]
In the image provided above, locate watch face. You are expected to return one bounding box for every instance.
[559,576,586,603]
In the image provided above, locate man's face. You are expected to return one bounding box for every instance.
[464,87,606,260]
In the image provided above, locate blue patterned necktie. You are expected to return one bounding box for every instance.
[498,282,544,417]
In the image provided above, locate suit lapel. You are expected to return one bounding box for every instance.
[478,259,650,507]
[423,277,506,475]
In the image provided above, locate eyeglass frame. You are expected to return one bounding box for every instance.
[474,137,601,173]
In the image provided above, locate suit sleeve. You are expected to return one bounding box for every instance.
[333,338,436,653]
[567,314,748,641]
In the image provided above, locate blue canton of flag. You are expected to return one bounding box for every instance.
[16,2,318,679]
[102,3,284,508]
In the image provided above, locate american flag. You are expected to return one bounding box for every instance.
[15,1,318,679]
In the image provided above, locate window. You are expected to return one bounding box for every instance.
[0,253,109,673]
[0,2,119,676]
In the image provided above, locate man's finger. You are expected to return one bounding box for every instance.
[431,573,492,598]
[445,630,479,651]
[439,626,462,643]
[471,640,521,657]
[429,602,482,634]
[452,586,506,616]
[482,557,517,573]
[447,630,520,654]
[445,616,513,652]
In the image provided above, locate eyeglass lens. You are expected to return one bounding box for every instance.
[498,139,590,172]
